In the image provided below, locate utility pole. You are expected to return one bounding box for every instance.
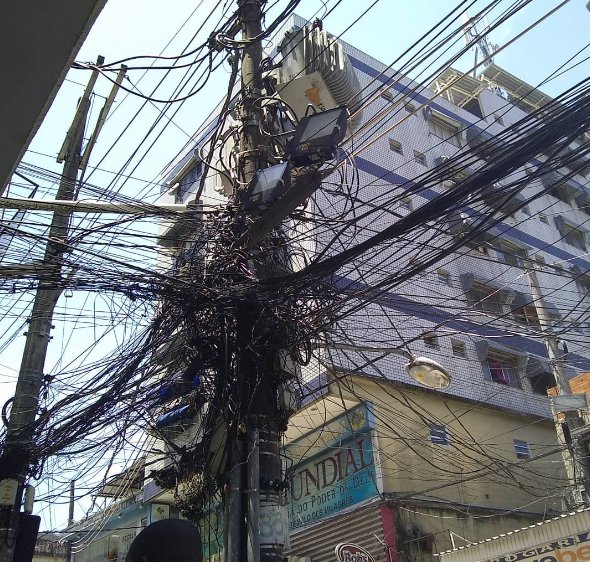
[65,480,75,562]
[526,264,590,508]
[0,57,125,562]
[223,2,287,561]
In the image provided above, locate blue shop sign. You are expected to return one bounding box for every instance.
[285,405,378,530]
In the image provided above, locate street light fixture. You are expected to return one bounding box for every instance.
[319,343,452,390]
[406,356,452,389]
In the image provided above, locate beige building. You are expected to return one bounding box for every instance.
[283,373,567,562]
[33,534,67,562]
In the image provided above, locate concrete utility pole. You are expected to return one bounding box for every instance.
[223,2,287,561]
[65,480,75,562]
[0,58,125,562]
[526,264,590,508]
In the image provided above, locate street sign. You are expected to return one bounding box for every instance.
[550,394,588,412]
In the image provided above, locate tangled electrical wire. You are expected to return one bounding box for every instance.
[2,0,590,528]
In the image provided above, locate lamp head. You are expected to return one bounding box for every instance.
[406,356,451,389]
[285,107,348,166]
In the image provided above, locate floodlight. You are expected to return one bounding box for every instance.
[242,161,291,210]
[285,107,348,166]
[406,356,452,389]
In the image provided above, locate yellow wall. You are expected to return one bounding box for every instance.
[287,374,566,515]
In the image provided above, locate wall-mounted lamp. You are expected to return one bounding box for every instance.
[320,343,452,390]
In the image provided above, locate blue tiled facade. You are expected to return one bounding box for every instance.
[159,14,590,421]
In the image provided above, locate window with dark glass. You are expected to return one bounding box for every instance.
[485,353,521,388]
[451,340,467,358]
[423,333,439,349]
[428,423,450,445]
[564,224,586,251]
[389,138,403,154]
[430,116,462,147]
[470,283,504,314]
[576,277,590,298]
[513,439,531,459]
[414,150,427,165]
[497,240,527,267]
[513,304,540,326]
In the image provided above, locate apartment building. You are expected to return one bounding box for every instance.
[71,13,590,562]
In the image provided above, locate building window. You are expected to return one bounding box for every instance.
[430,115,462,147]
[174,161,203,204]
[466,241,490,255]
[451,340,467,358]
[513,304,540,326]
[548,183,572,204]
[423,333,439,349]
[429,423,450,445]
[513,439,532,460]
[576,195,590,216]
[497,240,527,267]
[413,150,427,165]
[389,138,403,154]
[469,283,504,314]
[381,90,394,102]
[485,352,521,388]
[564,224,587,251]
[437,269,451,285]
[539,213,548,224]
[529,370,556,396]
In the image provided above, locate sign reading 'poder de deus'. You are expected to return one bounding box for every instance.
[487,531,590,562]
[285,406,379,530]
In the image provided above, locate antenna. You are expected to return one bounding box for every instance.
[461,12,497,77]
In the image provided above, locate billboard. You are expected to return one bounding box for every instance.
[285,404,379,530]
[486,531,590,562]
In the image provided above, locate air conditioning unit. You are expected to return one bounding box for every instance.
[435,155,451,166]
[442,179,455,189]
[166,182,179,195]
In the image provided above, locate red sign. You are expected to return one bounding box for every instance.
[335,543,376,562]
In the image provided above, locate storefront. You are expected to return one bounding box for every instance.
[435,508,590,562]
[70,500,184,561]
[283,404,397,562]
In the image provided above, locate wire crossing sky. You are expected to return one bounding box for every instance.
[0,0,589,535]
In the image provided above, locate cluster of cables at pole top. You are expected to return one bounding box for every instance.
[2,0,590,527]
[2,69,589,520]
